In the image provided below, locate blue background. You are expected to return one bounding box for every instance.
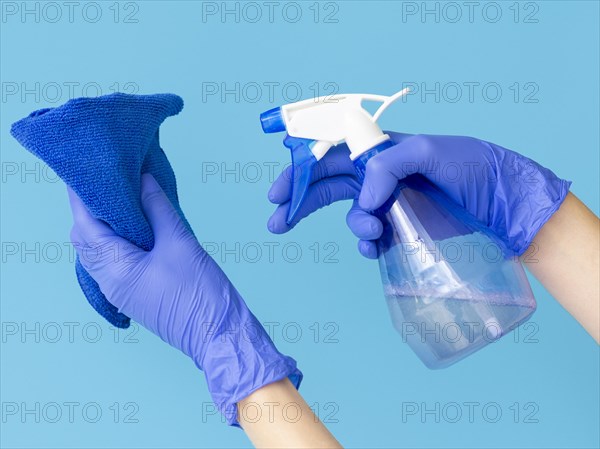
[1,1,598,448]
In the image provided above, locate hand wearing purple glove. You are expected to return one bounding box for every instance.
[268,132,570,258]
[69,173,301,426]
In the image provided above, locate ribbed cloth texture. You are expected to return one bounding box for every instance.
[11,93,189,328]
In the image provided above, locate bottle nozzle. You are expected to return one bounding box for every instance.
[260,107,286,133]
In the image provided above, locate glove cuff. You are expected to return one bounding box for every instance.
[493,146,572,256]
[196,297,303,427]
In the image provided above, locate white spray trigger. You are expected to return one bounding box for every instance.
[371,87,411,123]
[279,87,410,160]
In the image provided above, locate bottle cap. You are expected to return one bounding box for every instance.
[260,107,285,133]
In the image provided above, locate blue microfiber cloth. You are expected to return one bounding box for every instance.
[11,93,190,328]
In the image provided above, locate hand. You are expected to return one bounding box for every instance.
[267,132,570,258]
[68,174,301,425]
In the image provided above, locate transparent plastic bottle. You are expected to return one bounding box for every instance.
[354,140,537,369]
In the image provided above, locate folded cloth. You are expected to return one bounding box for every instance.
[11,93,188,328]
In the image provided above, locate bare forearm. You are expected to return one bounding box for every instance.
[522,192,600,342]
[237,378,342,449]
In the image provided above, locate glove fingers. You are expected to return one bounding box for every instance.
[268,135,415,206]
[268,175,360,234]
[346,200,383,240]
[140,173,185,247]
[359,135,433,211]
[268,145,356,204]
[358,239,379,259]
[67,186,142,277]
[68,186,116,242]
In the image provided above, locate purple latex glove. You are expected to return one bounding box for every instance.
[268,132,571,258]
[69,173,301,426]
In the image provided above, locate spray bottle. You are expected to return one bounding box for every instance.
[260,88,536,368]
